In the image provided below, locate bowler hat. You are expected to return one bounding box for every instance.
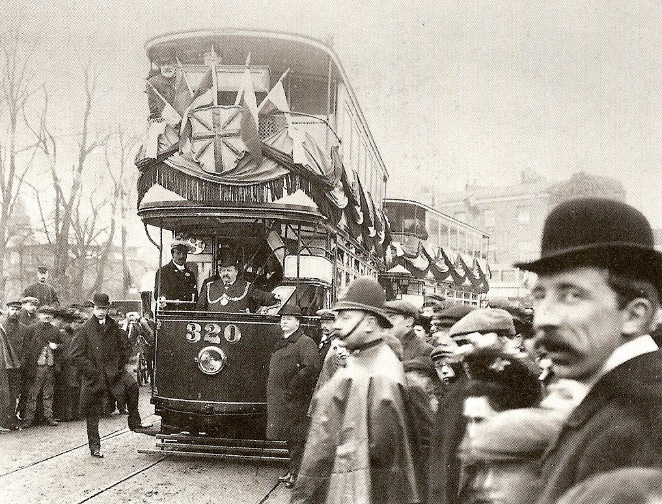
[515,198,662,293]
[280,305,302,318]
[383,300,419,318]
[92,293,111,308]
[332,276,392,328]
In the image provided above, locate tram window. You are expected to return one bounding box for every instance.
[289,75,329,115]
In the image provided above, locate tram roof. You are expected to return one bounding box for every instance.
[138,200,327,232]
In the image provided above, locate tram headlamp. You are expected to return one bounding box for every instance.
[194,346,227,375]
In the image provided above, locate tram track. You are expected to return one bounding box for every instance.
[0,427,130,478]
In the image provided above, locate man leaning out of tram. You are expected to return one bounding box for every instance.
[196,250,278,313]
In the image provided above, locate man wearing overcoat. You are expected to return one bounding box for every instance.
[292,277,420,504]
[266,305,320,488]
[69,293,152,457]
[22,266,59,308]
[515,198,662,504]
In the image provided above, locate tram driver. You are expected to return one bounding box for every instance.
[196,250,279,313]
[154,240,198,310]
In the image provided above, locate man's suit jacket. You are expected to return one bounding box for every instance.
[154,261,198,305]
[536,349,662,504]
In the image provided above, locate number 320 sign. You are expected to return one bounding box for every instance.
[186,323,242,344]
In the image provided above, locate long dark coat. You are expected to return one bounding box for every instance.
[536,349,662,504]
[266,327,320,441]
[154,261,198,304]
[20,321,62,379]
[69,316,132,414]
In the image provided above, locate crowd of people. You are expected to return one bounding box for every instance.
[0,267,156,457]
[270,197,662,503]
[2,196,662,503]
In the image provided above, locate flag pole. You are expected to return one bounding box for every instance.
[210,46,218,107]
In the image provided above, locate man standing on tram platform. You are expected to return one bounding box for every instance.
[23,266,60,308]
[196,251,278,313]
[154,241,198,310]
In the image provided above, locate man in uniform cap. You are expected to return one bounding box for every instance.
[154,240,198,310]
[293,277,420,504]
[69,293,153,458]
[196,250,278,313]
[22,266,59,308]
[515,198,662,504]
[266,305,320,489]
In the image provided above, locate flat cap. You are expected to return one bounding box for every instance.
[37,305,57,315]
[434,304,476,327]
[449,308,515,338]
[6,300,22,308]
[466,407,563,462]
[20,296,40,305]
[383,300,419,318]
[316,308,335,320]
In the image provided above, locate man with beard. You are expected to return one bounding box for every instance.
[196,251,278,313]
[154,241,198,310]
[515,198,662,504]
[292,277,420,504]
[69,293,153,458]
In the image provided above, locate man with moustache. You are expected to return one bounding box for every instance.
[196,251,278,313]
[154,241,198,310]
[515,198,662,504]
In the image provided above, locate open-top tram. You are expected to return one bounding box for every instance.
[135,29,392,454]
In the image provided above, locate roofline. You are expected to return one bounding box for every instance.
[145,28,388,180]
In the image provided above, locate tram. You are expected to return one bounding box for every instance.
[381,198,491,306]
[136,29,391,448]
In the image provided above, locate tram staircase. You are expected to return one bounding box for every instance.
[138,434,289,462]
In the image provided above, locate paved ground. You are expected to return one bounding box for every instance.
[0,388,292,504]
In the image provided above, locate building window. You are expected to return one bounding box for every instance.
[517,205,531,224]
[483,208,495,228]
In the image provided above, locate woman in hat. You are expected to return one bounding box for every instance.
[266,305,320,488]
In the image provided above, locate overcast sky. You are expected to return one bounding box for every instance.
[4,0,661,226]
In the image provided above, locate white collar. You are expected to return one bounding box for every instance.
[97,318,106,325]
[601,334,658,377]
[173,262,185,271]
[282,329,297,339]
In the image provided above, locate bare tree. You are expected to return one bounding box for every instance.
[28,64,109,302]
[0,31,41,298]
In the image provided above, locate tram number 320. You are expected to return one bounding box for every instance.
[186,323,242,344]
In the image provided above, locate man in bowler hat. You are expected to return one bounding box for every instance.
[292,277,420,504]
[266,305,320,489]
[69,293,153,458]
[154,241,198,310]
[515,198,662,504]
